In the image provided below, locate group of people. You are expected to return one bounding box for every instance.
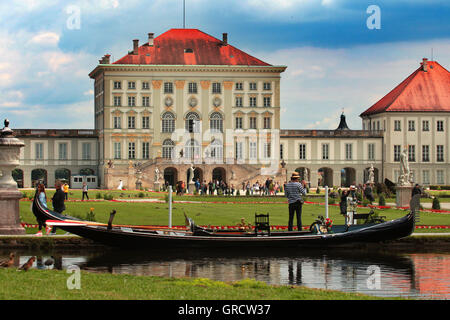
[242,178,283,196]
[34,180,67,236]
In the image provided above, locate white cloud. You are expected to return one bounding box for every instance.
[28,32,60,46]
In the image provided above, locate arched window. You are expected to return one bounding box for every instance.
[162,112,175,133]
[185,112,200,133]
[210,139,223,160]
[184,139,200,160]
[162,139,175,159]
[210,112,223,133]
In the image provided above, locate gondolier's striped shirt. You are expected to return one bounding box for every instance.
[284,182,307,204]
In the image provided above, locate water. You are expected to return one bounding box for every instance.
[4,248,449,300]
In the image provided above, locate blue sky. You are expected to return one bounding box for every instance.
[0,0,449,129]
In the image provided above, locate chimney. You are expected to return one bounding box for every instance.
[133,39,139,55]
[422,58,428,72]
[222,33,228,46]
[102,54,111,64]
[148,33,154,46]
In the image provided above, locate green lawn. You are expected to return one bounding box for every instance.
[0,268,393,300]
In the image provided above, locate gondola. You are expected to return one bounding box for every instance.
[32,189,418,249]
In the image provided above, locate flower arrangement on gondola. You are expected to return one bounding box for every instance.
[325,218,333,233]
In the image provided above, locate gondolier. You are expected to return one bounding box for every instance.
[284,172,307,231]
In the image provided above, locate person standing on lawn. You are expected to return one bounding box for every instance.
[82,182,89,201]
[50,180,66,235]
[63,182,69,200]
[284,172,307,231]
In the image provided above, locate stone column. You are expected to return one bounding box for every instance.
[0,119,26,234]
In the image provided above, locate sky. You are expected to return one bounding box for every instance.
[0,0,449,130]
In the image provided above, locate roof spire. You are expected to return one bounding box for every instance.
[336,111,350,130]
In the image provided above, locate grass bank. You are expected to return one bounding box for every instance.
[0,268,392,300]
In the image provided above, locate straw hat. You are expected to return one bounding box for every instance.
[291,172,300,179]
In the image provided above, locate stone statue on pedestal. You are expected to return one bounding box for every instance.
[398,146,412,185]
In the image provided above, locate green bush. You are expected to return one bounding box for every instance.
[138,192,145,198]
[378,194,386,206]
[432,197,441,210]
[316,187,321,194]
[95,192,102,199]
[103,193,114,200]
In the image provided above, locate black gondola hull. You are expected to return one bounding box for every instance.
[32,190,416,249]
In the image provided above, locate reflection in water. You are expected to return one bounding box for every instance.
[2,249,449,300]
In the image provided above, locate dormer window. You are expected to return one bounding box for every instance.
[184,48,193,53]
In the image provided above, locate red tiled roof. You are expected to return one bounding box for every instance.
[360,60,450,117]
[113,29,271,66]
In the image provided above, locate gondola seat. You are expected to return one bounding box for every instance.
[254,213,270,235]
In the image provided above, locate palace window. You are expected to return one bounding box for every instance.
[235,141,243,160]
[408,120,415,131]
[422,120,430,131]
[394,120,401,131]
[113,116,121,129]
[142,116,150,129]
[422,145,430,162]
[322,143,329,160]
[437,145,444,162]
[235,82,243,91]
[299,144,306,160]
[184,139,200,160]
[249,97,257,107]
[437,120,444,132]
[188,82,197,94]
[164,82,173,94]
[210,112,223,133]
[437,170,445,184]
[58,143,67,160]
[142,82,150,90]
[162,139,174,159]
[113,96,121,107]
[249,117,257,129]
[210,139,223,160]
[345,143,352,160]
[394,145,401,162]
[212,82,221,94]
[235,96,243,107]
[422,170,430,184]
[263,142,271,159]
[128,81,136,90]
[408,145,416,162]
[114,142,121,159]
[128,116,135,129]
[249,82,257,91]
[368,143,375,161]
[161,112,175,133]
[142,142,150,159]
[82,143,91,160]
[113,81,121,90]
[263,117,271,129]
[263,97,271,107]
[185,112,200,133]
[128,142,135,159]
[235,117,243,129]
[249,141,257,160]
[263,82,271,90]
[128,96,136,107]
[142,96,150,107]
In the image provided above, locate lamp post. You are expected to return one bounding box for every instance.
[0,119,25,234]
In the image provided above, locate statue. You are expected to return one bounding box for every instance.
[368,164,375,185]
[107,160,114,168]
[154,167,160,183]
[117,179,123,190]
[188,165,195,183]
[399,146,412,185]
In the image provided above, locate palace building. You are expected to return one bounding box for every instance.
[13,29,450,189]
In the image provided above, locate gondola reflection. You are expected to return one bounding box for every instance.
[1,249,449,299]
